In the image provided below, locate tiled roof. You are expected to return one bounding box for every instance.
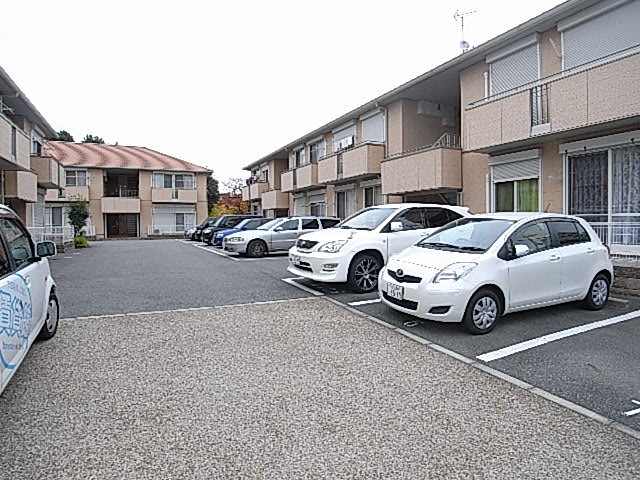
[44,141,211,173]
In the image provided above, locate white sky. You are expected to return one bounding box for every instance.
[2,0,562,187]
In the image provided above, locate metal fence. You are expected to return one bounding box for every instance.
[530,84,550,126]
[147,225,194,235]
[29,226,74,244]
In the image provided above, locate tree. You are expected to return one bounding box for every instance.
[223,177,246,196]
[210,194,249,216]
[53,130,74,142]
[81,134,105,144]
[67,196,90,237]
[207,175,220,212]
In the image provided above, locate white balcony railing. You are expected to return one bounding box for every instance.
[29,226,75,245]
[148,224,195,235]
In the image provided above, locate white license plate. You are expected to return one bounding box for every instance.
[387,282,404,300]
[290,254,301,266]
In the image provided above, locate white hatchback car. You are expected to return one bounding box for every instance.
[288,204,470,292]
[0,205,59,395]
[379,213,613,334]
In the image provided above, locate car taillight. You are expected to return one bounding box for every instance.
[603,243,610,256]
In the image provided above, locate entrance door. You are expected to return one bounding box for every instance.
[106,214,138,238]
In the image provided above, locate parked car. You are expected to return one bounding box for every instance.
[189,216,220,241]
[202,215,262,245]
[0,205,59,395]
[223,216,340,257]
[379,213,613,334]
[287,204,470,293]
[212,218,272,246]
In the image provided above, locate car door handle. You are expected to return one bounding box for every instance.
[549,254,561,262]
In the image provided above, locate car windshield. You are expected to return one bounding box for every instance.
[235,219,253,229]
[199,217,218,228]
[417,218,515,252]
[336,208,396,231]
[257,219,282,230]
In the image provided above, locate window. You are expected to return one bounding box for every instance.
[302,218,320,230]
[510,222,552,255]
[0,237,9,277]
[0,218,33,270]
[11,127,16,158]
[495,179,538,212]
[176,213,185,231]
[308,141,325,164]
[65,170,87,187]
[550,221,588,247]
[278,219,299,231]
[50,207,63,227]
[425,208,459,228]
[488,38,539,95]
[394,208,426,230]
[362,112,385,142]
[261,170,269,184]
[32,140,42,156]
[309,203,326,217]
[153,173,194,189]
[364,185,382,208]
[321,218,340,228]
[294,149,305,168]
[335,189,355,219]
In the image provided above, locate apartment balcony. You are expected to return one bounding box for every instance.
[281,169,295,193]
[101,196,141,213]
[31,156,63,189]
[381,142,462,195]
[4,170,37,202]
[45,186,89,202]
[464,49,640,152]
[151,188,197,203]
[317,142,384,184]
[243,181,268,201]
[261,189,289,210]
[241,185,250,201]
[0,114,30,171]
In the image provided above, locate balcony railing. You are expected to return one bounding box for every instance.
[29,226,75,245]
[530,84,549,127]
[148,224,195,235]
[104,187,139,198]
[588,222,640,254]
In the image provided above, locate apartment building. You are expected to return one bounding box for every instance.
[245,0,640,254]
[241,154,289,217]
[0,67,63,234]
[44,142,211,239]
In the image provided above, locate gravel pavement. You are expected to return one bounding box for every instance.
[1,298,638,479]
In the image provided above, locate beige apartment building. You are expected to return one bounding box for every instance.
[0,66,64,236]
[245,0,640,254]
[44,142,210,239]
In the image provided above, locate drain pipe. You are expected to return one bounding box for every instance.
[0,170,4,205]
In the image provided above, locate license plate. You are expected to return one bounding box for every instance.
[387,282,404,300]
[290,254,301,266]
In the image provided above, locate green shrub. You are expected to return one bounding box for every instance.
[74,236,89,248]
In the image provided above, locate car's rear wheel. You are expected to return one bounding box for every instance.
[462,289,500,335]
[582,273,610,310]
[37,295,59,341]
[348,253,382,293]
[247,240,267,258]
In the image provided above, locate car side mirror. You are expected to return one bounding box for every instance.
[514,244,530,257]
[37,241,57,257]
[275,227,283,232]
[390,221,404,232]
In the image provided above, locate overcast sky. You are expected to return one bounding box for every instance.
[2,0,562,187]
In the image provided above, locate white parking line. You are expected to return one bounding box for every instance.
[281,277,324,296]
[194,245,240,261]
[623,400,640,417]
[348,298,381,306]
[477,309,640,362]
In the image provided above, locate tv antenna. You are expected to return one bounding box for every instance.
[454,9,476,53]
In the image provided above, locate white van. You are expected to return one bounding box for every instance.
[0,205,59,395]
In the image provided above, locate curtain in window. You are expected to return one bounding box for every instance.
[518,178,539,212]
[568,151,608,221]
[611,145,640,245]
[495,182,514,212]
[153,173,164,189]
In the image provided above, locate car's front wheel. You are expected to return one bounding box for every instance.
[348,253,382,293]
[38,294,59,341]
[247,240,267,258]
[462,289,501,335]
[582,272,610,310]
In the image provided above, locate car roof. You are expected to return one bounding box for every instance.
[363,203,470,213]
[0,204,21,220]
[468,212,580,222]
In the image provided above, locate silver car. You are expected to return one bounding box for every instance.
[223,216,340,257]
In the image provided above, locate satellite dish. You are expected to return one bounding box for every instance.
[460,40,470,51]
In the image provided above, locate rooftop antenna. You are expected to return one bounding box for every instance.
[454,9,476,53]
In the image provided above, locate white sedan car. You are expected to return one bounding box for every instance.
[0,205,59,395]
[379,213,613,334]
[288,204,470,293]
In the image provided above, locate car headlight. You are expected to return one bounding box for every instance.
[203,228,212,233]
[227,236,245,243]
[318,240,348,253]
[433,262,477,283]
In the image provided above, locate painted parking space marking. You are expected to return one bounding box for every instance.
[194,245,240,261]
[477,309,640,362]
[281,277,324,296]
[623,400,640,417]
[348,298,381,306]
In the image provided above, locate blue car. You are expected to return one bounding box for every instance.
[213,218,272,246]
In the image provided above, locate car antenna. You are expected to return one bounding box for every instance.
[544,202,551,213]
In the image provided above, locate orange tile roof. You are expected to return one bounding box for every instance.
[44,141,211,173]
